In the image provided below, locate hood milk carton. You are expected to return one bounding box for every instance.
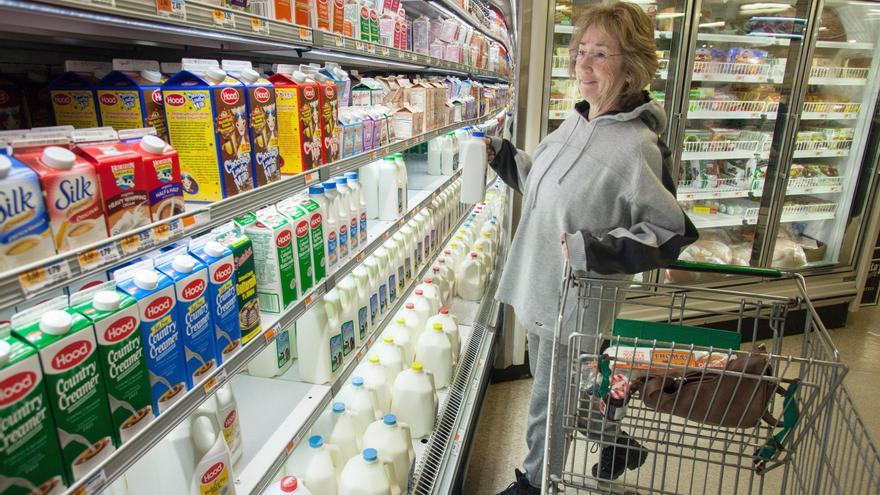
[11,297,116,483]
[96,60,168,142]
[268,69,322,175]
[0,153,56,272]
[234,208,298,313]
[298,196,327,286]
[0,323,67,495]
[190,237,241,365]
[154,249,217,388]
[276,197,314,298]
[212,223,261,344]
[48,61,111,129]
[126,134,185,220]
[70,283,154,446]
[115,261,187,415]
[162,60,256,202]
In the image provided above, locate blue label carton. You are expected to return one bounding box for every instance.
[190,237,241,365]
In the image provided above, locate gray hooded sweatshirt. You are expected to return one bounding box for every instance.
[489,96,698,341]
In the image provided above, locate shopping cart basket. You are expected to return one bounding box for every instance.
[541,260,880,494]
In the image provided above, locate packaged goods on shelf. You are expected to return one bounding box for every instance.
[0,153,56,271]
[235,208,300,314]
[213,224,263,344]
[190,238,243,366]
[270,68,322,175]
[49,61,111,129]
[96,59,168,141]
[128,134,185,220]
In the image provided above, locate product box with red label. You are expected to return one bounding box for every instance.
[77,142,152,236]
[96,62,168,142]
[126,135,185,220]
[269,69,324,174]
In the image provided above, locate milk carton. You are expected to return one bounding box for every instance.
[70,283,154,446]
[0,154,55,272]
[162,65,256,202]
[276,198,314,298]
[96,61,168,141]
[212,223,262,344]
[269,68,323,173]
[127,135,185,220]
[0,323,67,494]
[49,71,101,129]
[190,238,242,365]
[301,67,340,163]
[298,196,327,285]
[17,146,108,252]
[11,297,116,483]
[155,249,217,388]
[77,142,152,236]
[0,74,27,130]
[115,261,188,415]
[235,208,298,313]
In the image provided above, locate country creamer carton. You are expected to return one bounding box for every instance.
[96,64,168,142]
[77,141,152,236]
[71,282,154,447]
[276,197,314,298]
[297,196,326,285]
[0,153,55,272]
[268,70,317,175]
[213,223,261,344]
[11,297,116,483]
[155,249,217,388]
[162,64,256,203]
[115,261,187,415]
[189,237,241,365]
[0,322,66,494]
[234,208,298,314]
[48,61,110,129]
[126,134,185,220]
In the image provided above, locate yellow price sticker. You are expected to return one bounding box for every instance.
[335,36,344,47]
[263,326,276,342]
[18,267,46,290]
[299,28,311,42]
[77,243,117,271]
[152,223,171,242]
[120,234,140,254]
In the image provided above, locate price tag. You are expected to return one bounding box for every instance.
[299,28,312,43]
[397,51,405,59]
[411,53,419,61]
[202,368,227,394]
[152,223,172,243]
[305,171,320,184]
[71,468,107,495]
[77,243,120,272]
[18,260,71,297]
[285,440,296,455]
[355,252,364,262]
[119,234,141,255]
[369,151,376,159]
[381,47,389,56]
[182,211,211,232]
[382,231,389,240]
[251,17,269,34]
[355,41,365,51]
[356,350,364,361]
[212,8,235,28]
[333,35,344,47]
[367,43,376,54]
[262,326,276,342]
[156,0,185,18]
[366,337,373,347]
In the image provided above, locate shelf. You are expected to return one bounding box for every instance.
[688,203,837,228]
[687,100,778,119]
[681,140,763,160]
[679,176,844,201]
[552,67,571,78]
[554,24,574,34]
[816,40,875,50]
[691,61,780,83]
[697,32,793,46]
[792,140,852,158]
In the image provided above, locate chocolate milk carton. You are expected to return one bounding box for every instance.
[71,282,154,446]
[212,223,261,344]
[49,61,111,129]
[190,237,241,365]
[126,134,185,220]
[234,208,298,313]
[155,249,217,388]
[0,153,56,272]
[223,60,281,186]
[0,74,28,130]
[96,59,168,142]
[115,261,187,415]
[11,297,116,483]
[77,141,152,236]
[302,66,340,164]
[162,61,256,202]
[0,322,66,494]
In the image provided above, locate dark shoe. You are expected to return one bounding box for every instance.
[496,469,541,495]
[591,432,648,480]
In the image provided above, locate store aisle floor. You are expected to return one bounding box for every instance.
[464,305,880,493]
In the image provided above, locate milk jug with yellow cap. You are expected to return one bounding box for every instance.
[415,323,453,389]
[384,318,414,364]
[374,336,404,384]
[390,362,437,438]
[426,308,460,365]
[361,354,391,412]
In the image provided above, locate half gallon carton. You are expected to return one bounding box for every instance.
[155,249,217,388]
[298,196,327,285]
[0,153,56,272]
[190,237,242,365]
[269,68,323,174]
[115,260,188,415]
[212,223,261,344]
[0,323,66,494]
[11,297,116,483]
[303,67,340,163]
[126,135,185,220]
[276,198,314,298]
[71,282,154,446]
[48,70,101,129]
[96,62,168,142]
[234,208,298,313]
[77,141,152,236]
[162,65,256,202]
[0,74,28,130]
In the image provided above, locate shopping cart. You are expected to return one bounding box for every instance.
[541,260,880,494]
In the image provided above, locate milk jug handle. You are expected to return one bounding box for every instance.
[381,457,402,495]
[399,422,416,461]
[326,443,343,471]
[367,388,383,420]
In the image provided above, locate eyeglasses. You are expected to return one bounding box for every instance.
[569,49,622,65]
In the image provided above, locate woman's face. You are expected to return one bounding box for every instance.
[574,27,625,110]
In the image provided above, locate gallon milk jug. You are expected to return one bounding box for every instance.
[408,290,434,326]
[339,448,400,495]
[426,308,460,364]
[335,176,359,252]
[323,181,350,263]
[345,172,368,245]
[374,245,397,305]
[390,363,438,438]
[303,435,341,495]
[429,266,452,305]
[396,302,424,343]
[375,337,404,384]
[475,232,497,262]
[362,355,391,412]
[325,289,350,366]
[456,252,485,301]
[363,256,386,318]
[353,265,379,331]
[427,137,442,176]
[359,161,380,219]
[385,238,404,300]
[377,157,402,221]
[247,324,293,378]
[310,184,339,272]
[191,416,236,495]
[440,133,456,175]
[398,226,417,280]
[329,402,361,460]
[193,386,244,465]
[415,278,442,314]
[349,377,381,433]
[362,414,414,494]
[336,279,361,352]
[297,298,340,384]
[343,273,370,346]
[436,257,456,297]
[392,153,408,213]
[474,246,491,284]
[460,131,488,204]
[443,242,465,272]
[415,323,453,389]
[385,318,415,364]
[263,476,313,495]
[481,219,499,243]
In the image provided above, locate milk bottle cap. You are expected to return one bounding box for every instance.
[40,310,73,335]
[140,69,163,83]
[368,355,380,364]
[363,448,378,462]
[395,318,406,325]
[205,67,227,84]
[42,146,76,170]
[405,303,415,309]
[239,68,261,84]
[134,269,159,290]
[0,155,10,178]
[332,402,346,413]
[433,323,443,331]
[322,180,337,190]
[172,255,197,273]
[308,435,324,448]
[203,241,228,258]
[383,414,397,426]
[476,246,484,252]
[423,278,433,284]
[309,184,324,195]
[345,171,358,180]
[383,156,395,162]
[0,340,11,365]
[352,376,364,387]
[411,362,423,372]
[334,177,347,185]
[280,476,299,493]
[93,290,122,311]
[415,289,424,296]
[472,131,485,138]
[140,135,167,154]
[383,336,394,344]
[440,307,449,315]
[470,252,479,258]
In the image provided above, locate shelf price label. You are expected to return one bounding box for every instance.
[182,211,211,232]
[156,0,185,19]
[77,243,120,272]
[70,468,107,495]
[202,368,227,394]
[298,28,312,43]
[355,41,365,51]
[397,50,406,59]
[334,35,345,47]
[380,46,390,56]
[304,171,320,184]
[251,17,269,34]
[18,260,71,297]
[119,233,142,255]
[212,9,235,28]
[152,222,173,243]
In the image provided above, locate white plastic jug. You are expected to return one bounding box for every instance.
[329,402,361,461]
[247,324,293,378]
[456,252,485,301]
[436,257,456,298]
[455,228,475,250]
[303,435,342,495]
[375,336,405,384]
[339,448,401,495]
[474,246,491,284]
[427,137,442,176]
[407,290,434,327]
[363,256,385,319]
[475,232,496,263]
[390,362,438,438]
[335,176,359,252]
[191,415,236,495]
[309,184,338,271]
[325,288,349,365]
[372,247,393,312]
[396,302,424,343]
[443,242,465,272]
[415,278,442,314]
[336,278,362,352]
[377,157,402,221]
[362,355,391,412]
[345,172,368,245]
[384,318,415,364]
[426,308,460,365]
[354,265,379,330]
[263,476,313,495]
[415,323,453,389]
[362,414,414,494]
[323,180,350,263]
[386,237,405,299]
[481,218,499,241]
[440,133,456,175]
[349,377,381,433]
[397,226,416,281]
[429,266,452,306]
[297,297,341,384]
[359,161,380,219]
[393,153,408,213]
[349,271,373,343]
[460,131,488,204]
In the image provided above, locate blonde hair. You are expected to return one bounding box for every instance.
[568,1,658,110]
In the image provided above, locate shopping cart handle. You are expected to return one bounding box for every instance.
[667,261,783,278]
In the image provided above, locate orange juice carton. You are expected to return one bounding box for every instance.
[17,145,108,252]
[49,61,111,129]
[96,59,168,142]
[222,60,281,186]
[162,60,256,202]
[0,153,56,272]
[125,134,185,220]
[269,67,323,173]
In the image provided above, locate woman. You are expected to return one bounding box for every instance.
[491,3,698,493]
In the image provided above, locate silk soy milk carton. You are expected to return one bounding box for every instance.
[235,208,298,314]
[162,60,256,203]
[276,197,314,298]
[70,282,154,446]
[0,153,56,272]
[0,323,66,495]
[115,261,188,415]
[190,237,242,365]
[96,59,168,141]
[11,297,116,483]
[212,223,261,344]
[155,249,217,388]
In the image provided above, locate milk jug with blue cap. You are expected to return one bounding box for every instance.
[348,377,381,434]
[339,448,400,495]
[302,435,341,495]
[362,414,414,494]
[329,402,361,461]
[390,362,437,438]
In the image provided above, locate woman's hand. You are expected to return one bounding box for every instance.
[485,137,496,163]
